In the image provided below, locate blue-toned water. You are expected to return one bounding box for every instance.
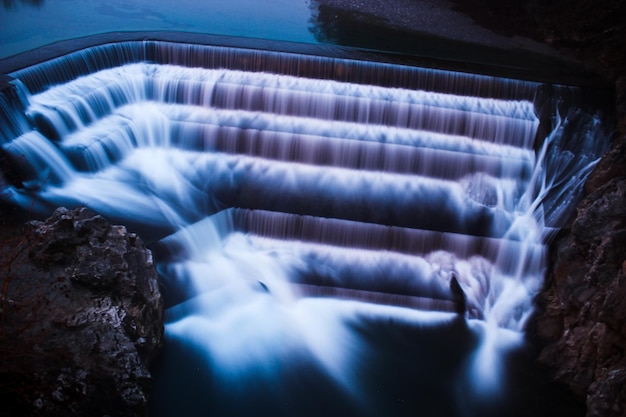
[0,0,316,59]
[0,40,609,416]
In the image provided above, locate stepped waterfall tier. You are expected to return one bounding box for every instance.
[0,40,611,416]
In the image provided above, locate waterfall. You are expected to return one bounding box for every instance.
[0,41,610,416]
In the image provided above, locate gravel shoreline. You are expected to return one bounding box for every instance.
[313,0,567,58]
[308,0,602,86]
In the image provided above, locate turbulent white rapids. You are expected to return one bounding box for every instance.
[0,41,609,416]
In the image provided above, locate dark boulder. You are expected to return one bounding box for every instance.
[534,168,626,417]
[0,207,163,417]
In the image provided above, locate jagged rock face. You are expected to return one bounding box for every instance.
[0,207,163,417]
[524,1,626,412]
[535,164,626,417]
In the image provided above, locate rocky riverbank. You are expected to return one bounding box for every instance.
[0,206,163,417]
[533,76,626,416]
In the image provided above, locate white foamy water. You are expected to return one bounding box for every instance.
[0,42,609,416]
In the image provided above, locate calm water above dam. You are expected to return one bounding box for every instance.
[1,0,578,81]
[0,0,316,59]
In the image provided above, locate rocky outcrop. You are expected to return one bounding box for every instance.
[535,171,626,417]
[0,207,163,417]
[530,6,626,411]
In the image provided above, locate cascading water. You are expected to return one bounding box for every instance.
[0,41,610,416]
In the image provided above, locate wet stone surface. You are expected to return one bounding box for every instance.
[0,207,163,417]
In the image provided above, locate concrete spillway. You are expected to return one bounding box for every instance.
[0,39,610,417]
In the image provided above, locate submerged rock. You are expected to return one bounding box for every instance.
[0,207,163,417]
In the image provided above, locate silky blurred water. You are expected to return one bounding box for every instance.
[0,33,609,417]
